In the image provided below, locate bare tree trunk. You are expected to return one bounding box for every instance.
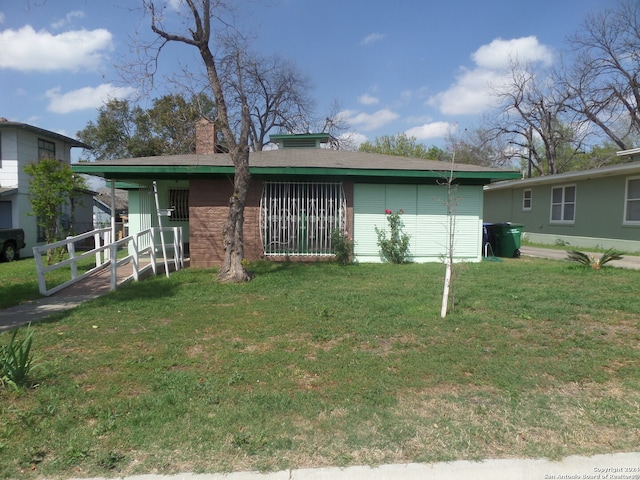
[217,146,252,282]
[147,0,252,282]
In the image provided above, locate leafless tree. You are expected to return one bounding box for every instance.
[562,0,640,150]
[492,62,585,176]
[445,122,513,168]
[220,45,315,152]
[316,99,355,150]
[144,0,251,282]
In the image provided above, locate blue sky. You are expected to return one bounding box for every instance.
[0,0,613,156]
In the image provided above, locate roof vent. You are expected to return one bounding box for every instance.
[269,133,331,149]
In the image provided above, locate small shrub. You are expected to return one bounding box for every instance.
[1,327,34,389]
[375,209,411,264]
[566,248,623,269]
[331,228,354,265]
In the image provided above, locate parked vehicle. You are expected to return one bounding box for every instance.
[0,228,26,262]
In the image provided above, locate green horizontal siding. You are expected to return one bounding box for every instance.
[353,184,483,263]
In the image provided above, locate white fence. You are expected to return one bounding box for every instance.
[33,226,184,296]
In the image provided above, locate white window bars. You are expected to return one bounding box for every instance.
[260,182,346,256]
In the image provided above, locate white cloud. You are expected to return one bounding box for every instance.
[358,94,379,106]
[339,108,399,131]
[361,33,386,46]
[45,84,136,114]
[0,25,113,72]
[429,36,554,116]
[405,121,457,140]
[51,10,85,30]
[473,36,554,70]
[428,68,507,115]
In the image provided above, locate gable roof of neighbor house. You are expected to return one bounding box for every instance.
[72,149,521,184]
[485,155,640,192]
[0,119,93,150]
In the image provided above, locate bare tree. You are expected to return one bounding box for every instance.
[562,0,640,150]
[144,0,251,282]
[237,52,315,152]
[316,99,354,150]
[493,62,585,176]
[445,123,513,168]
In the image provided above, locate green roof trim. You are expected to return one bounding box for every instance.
[268,133,331,141]
[73,163,520,182]
[72,149,521,184]
[268,133,331,149]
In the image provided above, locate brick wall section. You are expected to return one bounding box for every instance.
[189,179,264,268]
[189,179,354,269]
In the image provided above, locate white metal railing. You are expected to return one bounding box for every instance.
[33,226,184,296]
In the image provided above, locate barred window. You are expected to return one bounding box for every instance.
[260,182,346,256]
[169,189,189,222]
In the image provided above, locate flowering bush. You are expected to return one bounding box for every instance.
[331,228,354,265]
[375,209,411,264]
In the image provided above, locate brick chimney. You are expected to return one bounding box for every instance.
[195,118,217,154]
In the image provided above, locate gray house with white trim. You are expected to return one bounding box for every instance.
[484,150,640,253]
[0,120,94,257]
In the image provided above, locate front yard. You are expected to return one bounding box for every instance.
[1,258,639,478]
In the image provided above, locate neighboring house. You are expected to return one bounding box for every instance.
[94,187,129,238]
[484,152,640,253]
[0,119,94,256]
[73,126,520,268]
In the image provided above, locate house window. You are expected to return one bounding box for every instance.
[624,177,640,224]
[550,185,576,223]
[260,182,346,256]
[522,189,532,211]
[38,139,56,160]
[169,189,189,222]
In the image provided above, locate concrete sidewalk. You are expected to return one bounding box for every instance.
[63,452,640,480]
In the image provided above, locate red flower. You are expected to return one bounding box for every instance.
[385,209,392,214]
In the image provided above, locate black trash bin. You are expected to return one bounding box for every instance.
[491,222,525,258]
[482,223,497,257]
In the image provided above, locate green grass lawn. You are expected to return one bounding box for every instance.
[1,258,639,479]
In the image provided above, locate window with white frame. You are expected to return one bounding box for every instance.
[523,189,532,211]
[168,189,189,222]
[624,177,640,224]
[550,185,576,223]
[260,182,346,256]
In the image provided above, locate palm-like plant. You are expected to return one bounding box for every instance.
[566,248,624,269]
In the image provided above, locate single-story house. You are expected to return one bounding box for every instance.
[73,128,520,268]
[484,150,640,253]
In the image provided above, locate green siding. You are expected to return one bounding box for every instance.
[354,184,483,263]
[484,173,640,252]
